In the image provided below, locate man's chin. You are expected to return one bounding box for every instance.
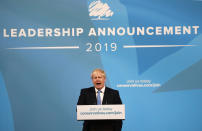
[95,86,103,90]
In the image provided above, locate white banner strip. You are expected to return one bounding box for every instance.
[123,45,196,48]
[7,46,79,50]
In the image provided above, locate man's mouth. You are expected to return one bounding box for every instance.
[96,82,101,85]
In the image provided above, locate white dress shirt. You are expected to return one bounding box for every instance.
[95,86,105,104]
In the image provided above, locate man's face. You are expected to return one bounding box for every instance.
[92,72,106,90]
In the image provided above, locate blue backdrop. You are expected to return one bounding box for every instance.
[0,0,202,131]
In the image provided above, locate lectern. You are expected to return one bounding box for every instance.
[77,105,125,131]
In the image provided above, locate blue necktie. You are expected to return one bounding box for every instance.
[97,90,102,105]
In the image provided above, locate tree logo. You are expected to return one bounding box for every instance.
[89,0,114,20]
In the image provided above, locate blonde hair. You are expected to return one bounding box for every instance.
[91,69,106,79]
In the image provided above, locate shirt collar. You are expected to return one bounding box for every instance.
[95,86,105,93]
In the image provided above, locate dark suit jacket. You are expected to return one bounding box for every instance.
[77,87,123,131]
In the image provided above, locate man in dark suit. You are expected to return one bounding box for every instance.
[77,69,123,131]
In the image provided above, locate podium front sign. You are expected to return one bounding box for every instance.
[77,104,125,120]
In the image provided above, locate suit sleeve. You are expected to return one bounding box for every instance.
[114,90,122,104]
[77,89,86,105]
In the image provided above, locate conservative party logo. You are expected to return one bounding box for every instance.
[89,0,113,20]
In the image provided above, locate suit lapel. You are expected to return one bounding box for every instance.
[89,87,97,105]
[102,87,109,105]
